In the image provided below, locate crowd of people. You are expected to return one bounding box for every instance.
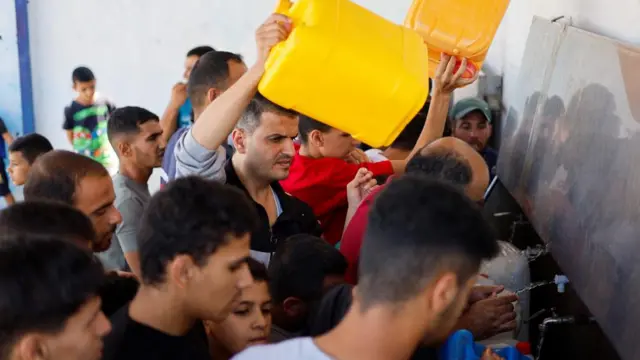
[0,12,516,360]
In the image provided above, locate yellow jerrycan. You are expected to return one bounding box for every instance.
[404,0,510,79]
[259,0,430,148]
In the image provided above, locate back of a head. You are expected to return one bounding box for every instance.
[0,201,96,247]
[0,236,105,354]
[186,46,215,58]
[23,150,109,205]
[268,234,347,303]
[247,257,269,283]
[72,66,95,83]
[406,150,472,190]
[8,133,54,164]
[137,176,258,285]
[236,92,298,134]
[298,115,332,145]
[107,106,159,144]
[359,175,498,309]
[188,51,244,108]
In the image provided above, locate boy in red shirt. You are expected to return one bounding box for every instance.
[280,55,477,245]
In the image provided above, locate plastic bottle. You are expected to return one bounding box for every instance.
[439,330,529,360]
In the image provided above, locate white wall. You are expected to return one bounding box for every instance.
[27,0,640,148]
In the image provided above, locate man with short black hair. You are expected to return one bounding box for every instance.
[268,234,347,342]
[234,176,499,360]
[103,176,258,360]
[163,50,247,183]
[24,150,122,253]
[174,14,322,265]
[159,45,216,143]
[0,236,111,360]
[7,133,53,186]
[98,106,164,275]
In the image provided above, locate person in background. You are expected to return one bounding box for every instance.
[159,45,216,144]
[0,236,111,360]
[341,137,490,284]
[7,133,53,186]
[103,176,257,360]
[23,150,122,253]
[162,50,247,184]
[63,66,117,174]
[267,234,348,342]
[450,97,498,178]
[234,177,500,360]
[205,258,273,360]
[0,116,15,205]
[174,14,322,266]
[98,106,164,276]
[280,55,478,246]
[0,201,139,317]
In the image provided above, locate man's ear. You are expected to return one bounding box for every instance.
[116,140,132,158]
[232,128,247,154]
[167,254,196,289]
[282,297,306,318]
[309,130,325,148]
[16,333,49,360]
[206,88,221,104]
[426,272,459,315]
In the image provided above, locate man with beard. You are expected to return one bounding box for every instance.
[450,97,498,179]
[24,150,122,253]
[174,13,322,265]
[98,106,165,276]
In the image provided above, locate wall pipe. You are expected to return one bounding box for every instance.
[14,0,34,134]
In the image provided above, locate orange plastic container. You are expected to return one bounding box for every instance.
[259,0,430,148]
[404,0,510,79]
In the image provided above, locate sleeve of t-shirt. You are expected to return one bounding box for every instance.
[115,198,144,253]
[174,128,227,182]
[62,107,74,130]
[0,117,7,134]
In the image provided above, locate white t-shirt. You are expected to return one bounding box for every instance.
[364,148,389,163]
[232,337,332,360]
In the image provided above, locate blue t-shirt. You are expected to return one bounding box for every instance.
[481,147,499,179]
[178,99,193,129]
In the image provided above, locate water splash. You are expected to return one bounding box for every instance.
[522,242,552,262]
[515,280,554,295]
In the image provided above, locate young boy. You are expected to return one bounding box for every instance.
[7,133,53,185]
[63,66,117,173]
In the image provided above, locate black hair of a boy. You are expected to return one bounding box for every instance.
[186,46,216,58]
[72,67,95,83]
[8,133,54,164]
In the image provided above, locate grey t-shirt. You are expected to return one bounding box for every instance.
[174,128,226,182]
[97,173,150,271]
[232,338,332,360]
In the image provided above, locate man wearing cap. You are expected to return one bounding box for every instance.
[450,97,498,178]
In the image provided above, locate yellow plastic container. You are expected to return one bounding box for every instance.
[259,0,430,148]
[404,0,510,79]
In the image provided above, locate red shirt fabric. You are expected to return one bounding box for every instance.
[280,154,393,246]
[340,184,385,284]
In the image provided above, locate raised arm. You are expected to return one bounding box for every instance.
[390,54,479,174]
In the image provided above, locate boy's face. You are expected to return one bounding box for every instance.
[8,151,30,186]
[73,80,96,104]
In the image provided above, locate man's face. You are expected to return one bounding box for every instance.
[37,296,111,360]
[8,151,31,186]
[186,234,253,322]
[74,175,122,252]
[316,128,360,159]
[126,121,165,168]
[73,80,96,104]
[236,112,299,182]
[452,111,492,152]
[183,55,200,80]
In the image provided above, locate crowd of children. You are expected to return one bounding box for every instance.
[0,11,515,360]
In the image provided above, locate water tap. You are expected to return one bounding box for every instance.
[554,275,569,293]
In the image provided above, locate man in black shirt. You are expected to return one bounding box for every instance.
[102,176,259,360]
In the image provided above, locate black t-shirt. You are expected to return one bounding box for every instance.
[102,305,210,360]
[98,273,139,317]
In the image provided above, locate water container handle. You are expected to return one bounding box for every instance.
[275,0,292,15]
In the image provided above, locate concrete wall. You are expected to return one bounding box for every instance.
[25,0,640,150]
